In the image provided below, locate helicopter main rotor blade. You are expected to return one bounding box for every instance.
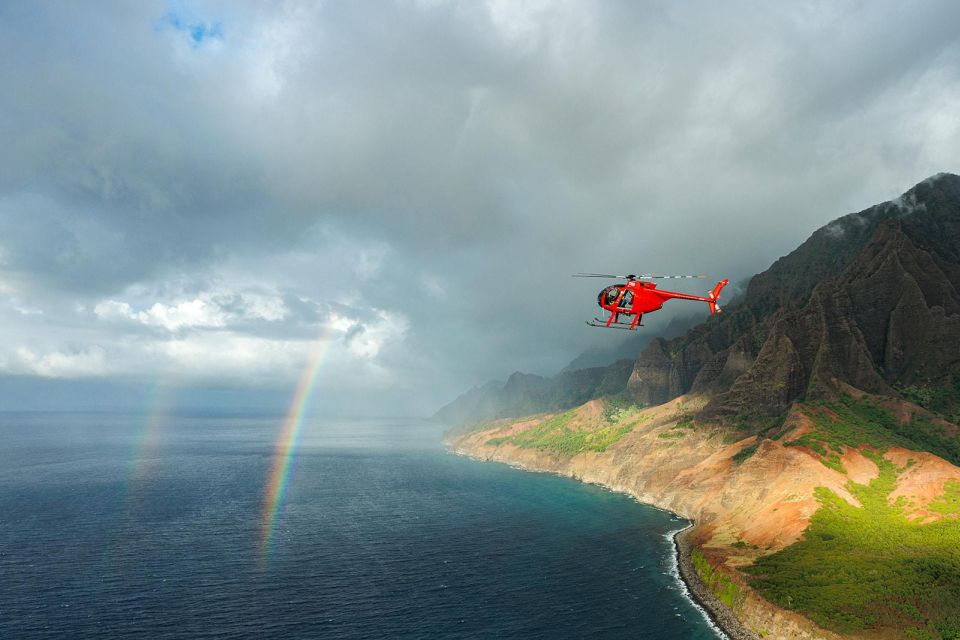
[572,273,628,278]
[573,273,706,280]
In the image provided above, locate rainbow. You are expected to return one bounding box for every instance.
[124,382,173,511]
[259,323,337,562]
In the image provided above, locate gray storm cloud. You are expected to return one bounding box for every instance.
[1,0,959,415]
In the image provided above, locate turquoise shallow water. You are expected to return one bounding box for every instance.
[0,413,721,639]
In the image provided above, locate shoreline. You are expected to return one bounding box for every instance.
[672,526,759,640]
[449,444,757,640]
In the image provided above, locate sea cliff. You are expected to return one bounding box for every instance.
[447,393,960,640]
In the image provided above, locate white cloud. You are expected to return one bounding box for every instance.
[92,299,133,320]
[13,345,109,378]
[143,299,226,331]
[1,317,408,389]
[2,267,412,395]
[95,297,226,330]
[93,287,289,331]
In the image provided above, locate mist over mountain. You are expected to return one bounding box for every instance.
[437,174,960,428]
[433,360,634,426]
[434,311,707,425]
[562,312,710,372]
[626,172,960,424]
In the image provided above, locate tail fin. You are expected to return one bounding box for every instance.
[707,278,729,314]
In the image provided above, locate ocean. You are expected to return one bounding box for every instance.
[0,413,722,639]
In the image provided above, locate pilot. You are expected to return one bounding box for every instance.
[605,287,620,306]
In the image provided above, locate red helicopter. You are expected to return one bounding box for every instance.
[574,273,729,330]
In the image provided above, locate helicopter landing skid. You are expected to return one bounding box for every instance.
[586,318,643,330]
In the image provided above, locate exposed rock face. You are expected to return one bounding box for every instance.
[625,173,960,423]
[625,338,674,404]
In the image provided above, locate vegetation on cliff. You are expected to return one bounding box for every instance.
[487,397,645,454]
[785,395,960,468]
[897,363,960,424]
[692,548,745,612]
[746,457,960,639]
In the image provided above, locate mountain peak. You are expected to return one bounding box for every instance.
[919,171,959,187]
[884,171,960,218]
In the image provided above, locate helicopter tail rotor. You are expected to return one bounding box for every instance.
[707,278,729,314]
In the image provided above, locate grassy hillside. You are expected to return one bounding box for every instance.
[486,397,645,455]
[782,395,960,470]
[746,455,960,639]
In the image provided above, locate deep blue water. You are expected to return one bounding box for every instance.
[0,414,721,639]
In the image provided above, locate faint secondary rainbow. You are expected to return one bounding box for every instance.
[260,322,337,561]
[124,382,174,511]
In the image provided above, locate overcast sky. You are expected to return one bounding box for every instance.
[1,0,959,416]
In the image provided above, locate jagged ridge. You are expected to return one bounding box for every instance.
[628,173,960,424]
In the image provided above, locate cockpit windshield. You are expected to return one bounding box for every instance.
[598,286,633,309]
